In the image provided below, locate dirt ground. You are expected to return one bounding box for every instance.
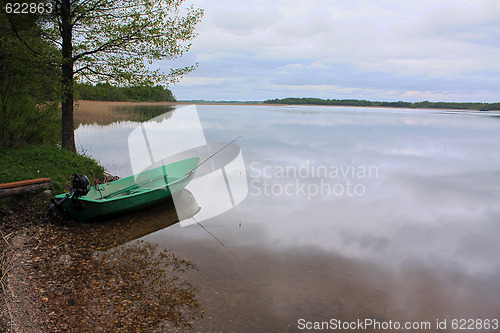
[0,196,55,332]
[0,195,202,333]
[1,227,51,332]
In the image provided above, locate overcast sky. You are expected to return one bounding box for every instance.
[164,0,500,102]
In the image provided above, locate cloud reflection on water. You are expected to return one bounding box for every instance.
[164,105,500,276]
[77,104,500,275]
[75,104,500,330]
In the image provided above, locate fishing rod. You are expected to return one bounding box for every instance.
[96,137,242,200]
[187,136,242,259]
[187,136,241,176]
[191,217,238,259]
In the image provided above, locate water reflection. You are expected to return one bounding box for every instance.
[164,105,500,275]
[74,103,176,176]
[146,231,500,332]
[75,101,175,125]
[72,103,500,331]
[110,105,175,122]
[84,189,200,250]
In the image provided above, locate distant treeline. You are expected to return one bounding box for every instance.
[264,98,500,111]
[180,100,262,104]
[76,83,176,102]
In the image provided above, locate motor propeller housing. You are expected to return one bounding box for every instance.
[48,174,90,214]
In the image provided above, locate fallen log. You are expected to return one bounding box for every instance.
[0,178,52,198]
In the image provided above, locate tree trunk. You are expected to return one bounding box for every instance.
[61,0,76,152]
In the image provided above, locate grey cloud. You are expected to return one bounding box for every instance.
[168,0,500,101]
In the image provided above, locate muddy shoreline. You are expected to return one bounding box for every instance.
[0,195,202,332]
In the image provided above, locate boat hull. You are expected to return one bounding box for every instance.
[55,157,199,222]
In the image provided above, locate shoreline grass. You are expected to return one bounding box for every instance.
[0,145,104,201]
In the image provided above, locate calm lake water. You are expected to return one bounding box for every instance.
[73,104,500,332]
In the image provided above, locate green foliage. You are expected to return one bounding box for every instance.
[264,98,500,111]
[0,5,61,147]
[43,0,204,86]
[4,0,203,151]
[76,83,176,102]
[0,98,61,147]
[0,145,104,194]
[182,99,262,104]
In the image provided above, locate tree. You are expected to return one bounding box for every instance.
[0,3,61,147]
[8,0,203,152]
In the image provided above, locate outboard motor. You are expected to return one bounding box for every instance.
[49,174,91,213]
[71,174,90,198]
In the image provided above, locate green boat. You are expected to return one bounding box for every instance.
[53,157,200,222]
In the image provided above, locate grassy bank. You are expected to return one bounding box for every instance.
[0,145,104,200]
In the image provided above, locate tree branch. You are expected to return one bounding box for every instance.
[4,14,44,57]
[72,0,107,27]
[72,22,149,62]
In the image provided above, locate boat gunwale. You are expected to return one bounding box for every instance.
[54,157,199,203]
